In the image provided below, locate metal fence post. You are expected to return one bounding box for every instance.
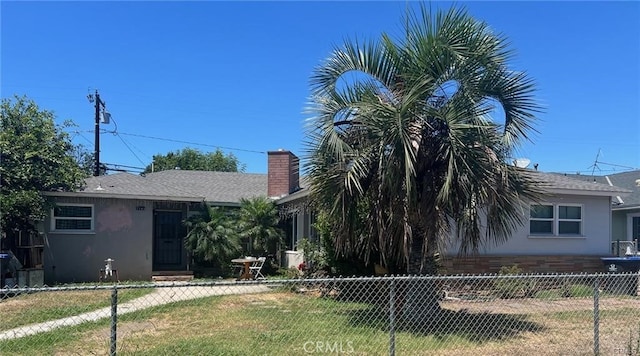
[389,278,395,356]
[110,286,118,356]
[593,276,600,355]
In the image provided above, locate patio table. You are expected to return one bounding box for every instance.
[232,257,258,280]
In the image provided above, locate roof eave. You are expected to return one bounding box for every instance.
[612,205,640,212]
[204,201,242,207]
[275,189,309,205]
[547,188,631,197]
[43,191,205,202]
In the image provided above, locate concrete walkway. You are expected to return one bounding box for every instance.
[0,283,270,341]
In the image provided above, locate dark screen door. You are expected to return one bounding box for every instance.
[153,211,183,269]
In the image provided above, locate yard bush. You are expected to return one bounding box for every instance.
[494,265,538,299]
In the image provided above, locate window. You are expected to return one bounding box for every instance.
[558,205,582,235]
[530,204,582,236]
[52,204,94,231]
[530,205,554,234]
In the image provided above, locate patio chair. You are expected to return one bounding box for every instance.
[249,257,266,279]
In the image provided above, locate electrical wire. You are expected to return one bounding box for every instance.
[116,132,266,154]
[104,116,148,167]
[113,133,147,167]
[71,131,94,146]
[69,128,266,155]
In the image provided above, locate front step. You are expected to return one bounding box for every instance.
[151,271,194,282]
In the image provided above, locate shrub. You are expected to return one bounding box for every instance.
[494,264,537,299]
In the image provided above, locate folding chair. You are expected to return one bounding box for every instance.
[249,257,266,279]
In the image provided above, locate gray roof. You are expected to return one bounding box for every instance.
[47,170,268,204]
[64,173,204,201]
[534,171,631,196]
[50,169,632,206]
[278,170,631,206]
[144,170,267,204]
[562,170,640,208]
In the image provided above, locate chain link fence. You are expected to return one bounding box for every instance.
[1,273,640,355]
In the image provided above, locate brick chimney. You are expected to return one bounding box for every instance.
[268,150,300,198]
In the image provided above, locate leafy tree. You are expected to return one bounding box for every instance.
[238,197,283,256]
[143,147,244,173]
[1,96,88,235]
[184,206,241,264]
[306,4,543,278]
[69,143,98,177]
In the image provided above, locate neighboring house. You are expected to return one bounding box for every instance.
[567,170,640,248]
[5,150,299,285]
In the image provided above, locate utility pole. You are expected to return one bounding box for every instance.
[88,90,107,176]
[94,91,101,176]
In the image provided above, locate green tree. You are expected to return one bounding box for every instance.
[306,6,542,276]
[69,143,97,177]
[238,197,283,256]
[1,96,88,235]
[184,206,240,264]
[143,147,244,173]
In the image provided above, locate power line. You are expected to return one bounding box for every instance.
[103,162,146,174]
[103,115,148,167]
[70,131,94,146]
[67,128,267,155]
[113,133,147,167]
[115,132,266,154]
[102,162,145,170]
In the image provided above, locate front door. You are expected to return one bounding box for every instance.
[632,215,640,241]
[153,211,185,271]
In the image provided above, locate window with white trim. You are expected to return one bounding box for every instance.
[530,204,582,236]
[52,204,94,231]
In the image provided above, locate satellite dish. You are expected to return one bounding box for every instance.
[513,158,531,168]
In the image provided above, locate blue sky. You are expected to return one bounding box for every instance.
[2,1,639,175]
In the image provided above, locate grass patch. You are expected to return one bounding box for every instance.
[533,283,599,299]
[0,318,111,355]
[2,292,543,355]
[0,287,152,331]
[2,290,640,355]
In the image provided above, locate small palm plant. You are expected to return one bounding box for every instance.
[238,196,284,256]
[184,205,241,265]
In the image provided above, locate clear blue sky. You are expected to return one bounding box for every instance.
[2,1,639,175]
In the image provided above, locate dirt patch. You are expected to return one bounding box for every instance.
[441,296,640,314]
[217,292,293,309]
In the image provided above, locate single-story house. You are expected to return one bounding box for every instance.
[4,150,300,285]
[2,149,631,285]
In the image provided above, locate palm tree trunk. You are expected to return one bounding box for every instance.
[401,226,442,328]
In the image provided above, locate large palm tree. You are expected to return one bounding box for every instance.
[306,5,543,277]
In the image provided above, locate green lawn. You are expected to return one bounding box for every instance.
[0,287,152,332]
[2,290,639,355]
